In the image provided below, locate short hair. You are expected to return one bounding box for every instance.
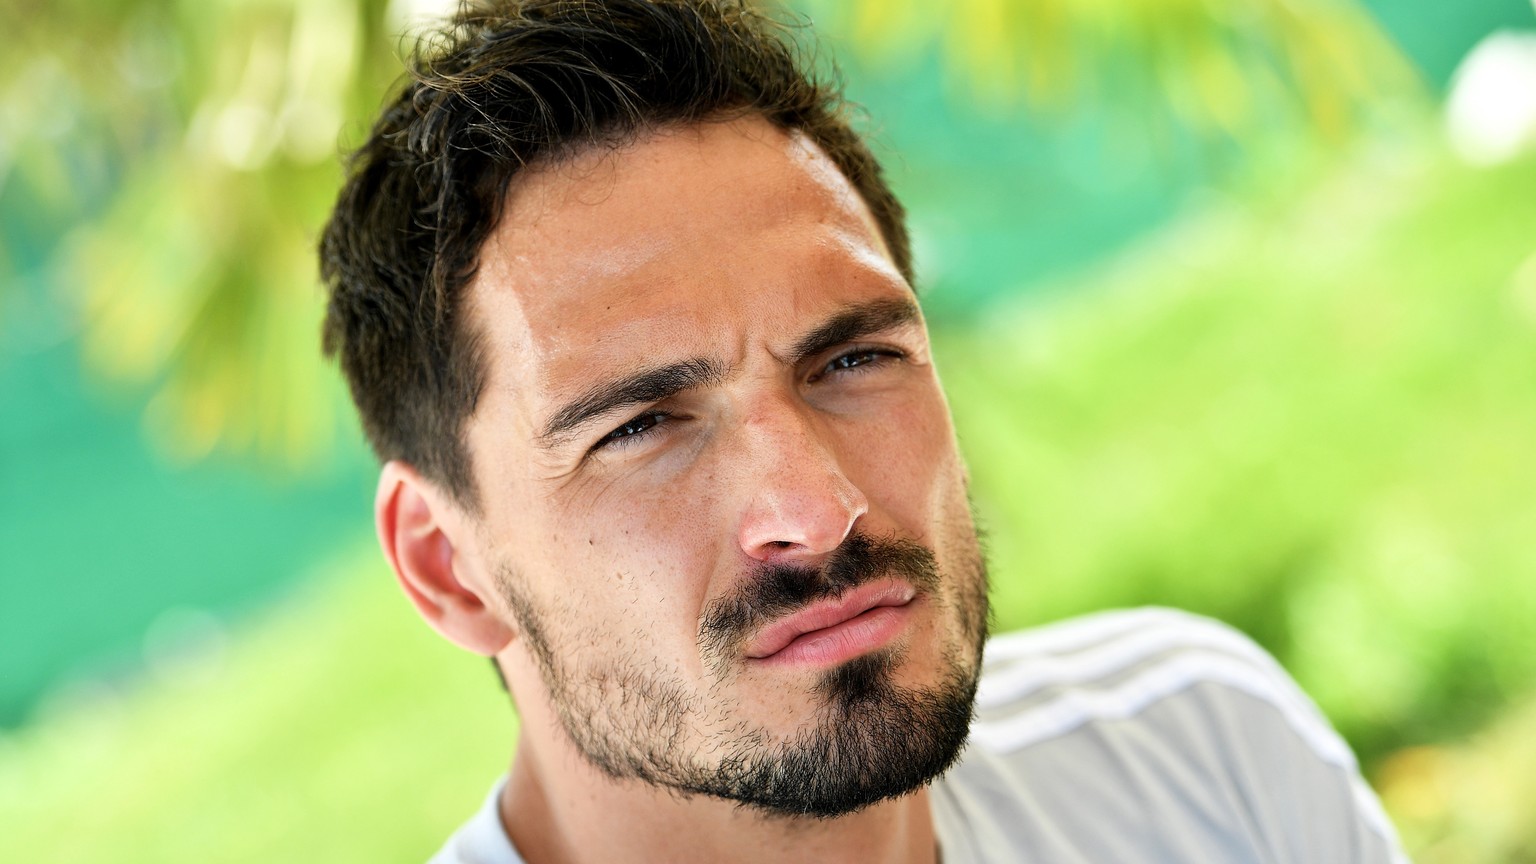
[319,0,912,508]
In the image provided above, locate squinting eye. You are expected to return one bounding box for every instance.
[828,351,880,371]
[818,348,904,380]
[596,412,668,450]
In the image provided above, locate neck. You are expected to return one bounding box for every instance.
[498,705,938,864]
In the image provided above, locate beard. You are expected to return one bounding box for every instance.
[495,528,989,819]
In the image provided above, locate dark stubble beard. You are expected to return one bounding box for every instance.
[496,530,990,819]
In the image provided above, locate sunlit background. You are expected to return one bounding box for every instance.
[3,0,1535,859]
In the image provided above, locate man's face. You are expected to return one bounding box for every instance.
[461,117,987,817]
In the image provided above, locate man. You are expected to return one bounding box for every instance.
[318,1,1406,861]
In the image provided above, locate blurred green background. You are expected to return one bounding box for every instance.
[3,0,1534,860]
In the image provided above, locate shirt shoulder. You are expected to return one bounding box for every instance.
[426,779,524,864]
[933,607,1407,864]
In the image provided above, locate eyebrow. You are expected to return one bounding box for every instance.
[788,296,922,365]
[535,296,922,449]
[537,357,726,447]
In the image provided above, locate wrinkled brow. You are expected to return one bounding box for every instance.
[535,296,921,449]
[537,357,726,448]
[788,297,921,364]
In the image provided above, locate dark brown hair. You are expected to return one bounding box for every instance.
[319,0,911,508]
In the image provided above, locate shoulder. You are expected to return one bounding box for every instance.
[426,779,523,864]
[946,607,1405,863]
[973,606,1338,757]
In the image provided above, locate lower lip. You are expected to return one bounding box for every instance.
[753,603,913,667]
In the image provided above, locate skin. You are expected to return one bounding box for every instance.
[375,116,983,864]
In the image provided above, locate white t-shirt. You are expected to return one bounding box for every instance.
[430,608,1407,863]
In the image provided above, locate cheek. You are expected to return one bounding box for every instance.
[837,385,963,530]
[534,474,729,656]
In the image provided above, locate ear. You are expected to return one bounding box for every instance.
[375,460,515,655]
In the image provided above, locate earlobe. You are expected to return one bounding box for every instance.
[375,461,515,656]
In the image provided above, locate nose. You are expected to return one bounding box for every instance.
[735,397,869,563]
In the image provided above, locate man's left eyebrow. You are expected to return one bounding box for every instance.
[789,297,923,364]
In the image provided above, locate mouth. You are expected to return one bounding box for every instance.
[744,578,918,667]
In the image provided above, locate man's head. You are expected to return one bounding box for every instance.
[320,0,988,820]
[320,0,911,505]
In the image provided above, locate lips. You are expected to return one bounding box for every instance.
[744,578,917,662]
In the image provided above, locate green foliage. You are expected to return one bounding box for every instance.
[0,546,514,862]
[2,0,401,465]
[941,137,1536,769]
[801,0,1418,145]
[1376,691,1536,862]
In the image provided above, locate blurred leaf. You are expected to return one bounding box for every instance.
[803,0,1422,147]
[1376,691,1536,861]
[3,0,396,469]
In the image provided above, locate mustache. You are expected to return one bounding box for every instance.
[698,532,941,660]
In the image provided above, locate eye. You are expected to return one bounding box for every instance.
[812,347,906,382]
[594,411,669,451]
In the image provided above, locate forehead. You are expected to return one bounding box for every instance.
[466,117,904,420]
